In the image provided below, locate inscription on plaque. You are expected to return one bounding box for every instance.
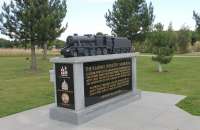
[84,58,132,106]
[55,63,75,109]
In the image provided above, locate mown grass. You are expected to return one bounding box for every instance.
[0,57,54,117]
[0,56,200,117]
[137,56,200,115]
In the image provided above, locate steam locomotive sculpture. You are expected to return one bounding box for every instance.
[61,34,132,57]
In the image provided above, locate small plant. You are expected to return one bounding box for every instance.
[150,23,176,72]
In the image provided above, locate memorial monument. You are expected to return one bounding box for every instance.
[49,34,141,124]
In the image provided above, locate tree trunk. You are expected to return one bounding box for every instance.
[43,42,48,60]
[30,43,37,71]
[158,62,162,72]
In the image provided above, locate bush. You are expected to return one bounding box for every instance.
[177,26,191,53]
[192,41,200,52]
[49,39,65,49]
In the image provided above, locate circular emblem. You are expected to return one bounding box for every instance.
[61,93,70,104]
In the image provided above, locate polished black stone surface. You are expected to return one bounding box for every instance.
[55,63,75,109]
[84,58,132,106]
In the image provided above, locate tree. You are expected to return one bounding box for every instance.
[0,0,67,70]
[167,22,178,51]
[193,11,200,32]
[105,0,154,42]
[192,11,200,46]
[151,23,176,72]
[0,38,13,48]
[154,22,164,32]
[49,39,65,49]
[177,25,191,53]
[36,0,67,60]
[191,31,200,46]
[168,22,173,32]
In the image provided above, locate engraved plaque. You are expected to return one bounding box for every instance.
[84,58,132,106]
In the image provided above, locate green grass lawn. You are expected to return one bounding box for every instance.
[137,56,200,115]
[0,56,200,117]
[0,57,54,117]
[139,52,200,56]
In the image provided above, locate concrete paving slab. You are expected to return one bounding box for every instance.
[149,106,192,130]
[0,91,199,130]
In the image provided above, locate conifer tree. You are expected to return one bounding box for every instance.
[105,0,154,42]
[151,23,176,72]
[0,0,67,70]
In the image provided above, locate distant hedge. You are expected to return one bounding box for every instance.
[0,38,65,49]
[0,39,14,48]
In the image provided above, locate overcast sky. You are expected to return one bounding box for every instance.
[1,0,200,41]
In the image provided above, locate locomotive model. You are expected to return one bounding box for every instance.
[61,34,132,57]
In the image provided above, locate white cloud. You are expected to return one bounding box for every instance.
[0,34,10,40]
[59,21,112,41]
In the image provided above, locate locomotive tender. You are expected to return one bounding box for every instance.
[61,34,132,58]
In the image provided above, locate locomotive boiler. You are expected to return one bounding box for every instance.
[61,34,132,58]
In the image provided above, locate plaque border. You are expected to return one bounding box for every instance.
[83,58,132,107]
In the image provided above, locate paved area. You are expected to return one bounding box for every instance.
[0,91,200,130]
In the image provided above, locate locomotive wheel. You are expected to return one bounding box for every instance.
[73,51,78,57]
[96,48,102,55]
[102,48,108,55]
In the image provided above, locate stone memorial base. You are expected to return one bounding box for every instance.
[50,91,141,124]
[49,53,140,125]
